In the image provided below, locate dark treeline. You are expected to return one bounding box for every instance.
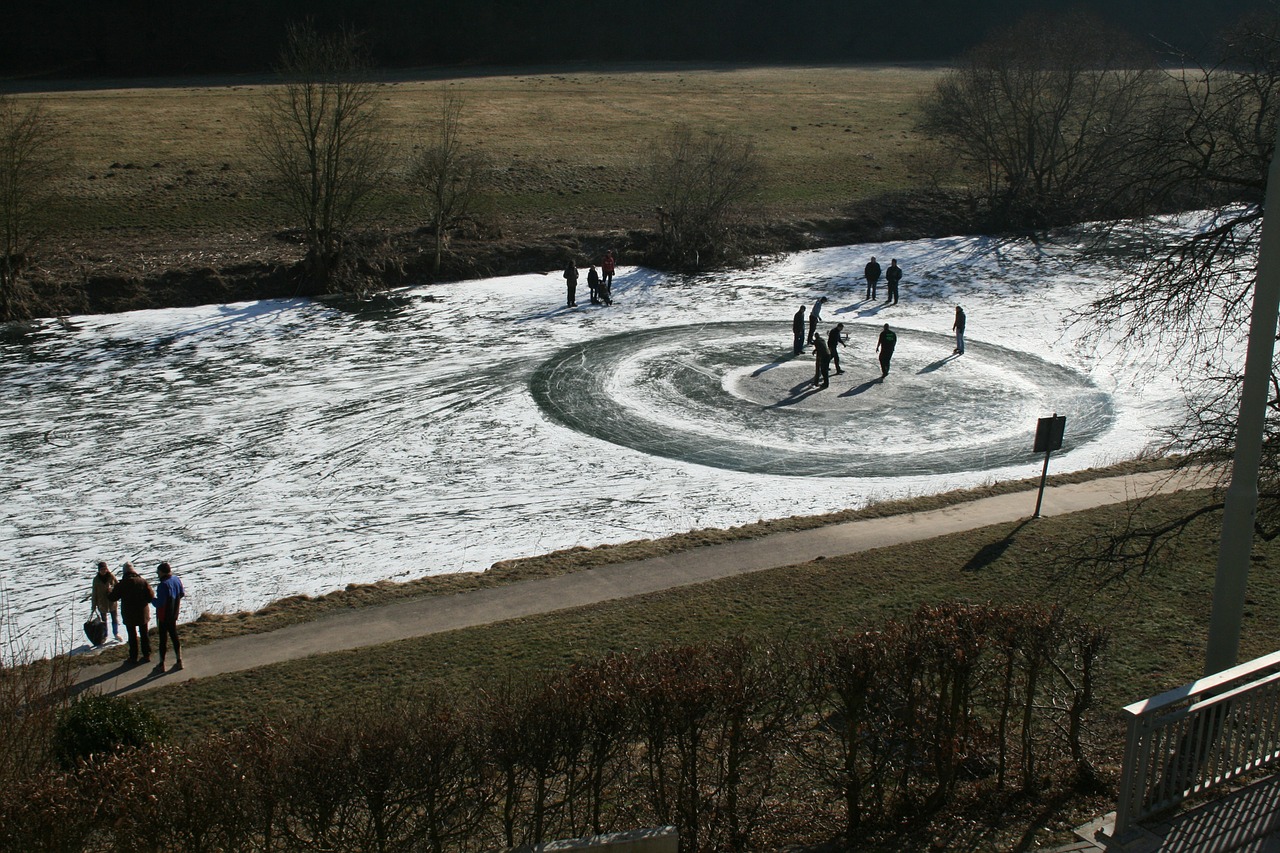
[1,0,1269,79]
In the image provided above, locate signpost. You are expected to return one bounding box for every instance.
[1032,414,1066,518]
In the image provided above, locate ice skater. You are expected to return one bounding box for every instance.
[885,259,902,304]
[793,305,807,355]
[812,333,832,388]
[877,323,897,377]
[827,323,847,375]
[953,306,966,355]
[864,256,881,300]
[563,259,579,307]
[808,296,827,345]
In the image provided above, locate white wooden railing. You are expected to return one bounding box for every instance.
[1115,648,1280,839]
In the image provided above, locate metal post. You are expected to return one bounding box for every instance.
[1033,450,1051,518]
[1205,121,1280,676]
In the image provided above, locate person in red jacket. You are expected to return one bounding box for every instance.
[600,249,616,303]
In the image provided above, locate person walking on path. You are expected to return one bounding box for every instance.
[807,296,827,345]
[827,323,847,375]
[877,323,897,377]
[793,305,807,355]
[91,560,121,643]
[812,334,832,388]
[587,265,602,305]
[152,561,185,673]
[563,260,579,307]
[885,259,902,304]
[864,256,881,300]
[109,562,153,665]
[953,306,966,355]
[601,249,616,299]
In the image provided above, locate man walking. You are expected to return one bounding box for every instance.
[108,562,153,665]
[808,296,827,345]
[877,323,897,377]
[793,305,807,355]
[885,259,902,304]
[812,333,832,389]
[864,256,881,300]
[953,305,966,355]
[827,323,847,375]
[153,561,185,673]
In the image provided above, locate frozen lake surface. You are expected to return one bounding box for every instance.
[0,235,1189,657]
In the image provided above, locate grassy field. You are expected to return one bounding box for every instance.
[17,65,948,242]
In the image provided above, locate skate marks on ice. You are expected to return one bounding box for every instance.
[531,321,1113,477]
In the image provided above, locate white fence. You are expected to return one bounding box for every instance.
[1115,648,1280,838]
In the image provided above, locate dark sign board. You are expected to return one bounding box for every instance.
[1034,415,1066,453]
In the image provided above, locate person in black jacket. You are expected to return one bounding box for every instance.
[885,259,902,304]
[812,334,832,389]
[563,260,579,307]
[864,256,881,300]
[587,265,601,304]
[953,305,966,354]
[793,305,806,355]
[827,323,847,375]
[109,562,154,664]
[877,324,897,377]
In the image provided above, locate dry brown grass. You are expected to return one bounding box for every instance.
[19,65,949,244]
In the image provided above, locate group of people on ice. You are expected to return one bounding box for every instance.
[563,250,617,307]
[791,257,967,390]
[90,559,187,673]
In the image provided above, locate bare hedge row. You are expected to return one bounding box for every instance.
[2,603,1107,852]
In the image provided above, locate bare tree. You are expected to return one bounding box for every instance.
[253,21,391,291]
[647,124,763,270]
[0,96,58,321]
[409,90,491,276]
[921,10,1167,229]
[1075,10,1280,567]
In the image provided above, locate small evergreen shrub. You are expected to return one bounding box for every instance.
[52,694,165,769]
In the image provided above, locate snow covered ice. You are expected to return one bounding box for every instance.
[0,234,1190,658]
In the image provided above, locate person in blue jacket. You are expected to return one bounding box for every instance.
[152,561,185,673]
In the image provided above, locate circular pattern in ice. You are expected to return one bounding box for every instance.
[531,321,1114,477]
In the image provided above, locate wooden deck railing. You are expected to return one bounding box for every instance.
[1115,648,1280,839]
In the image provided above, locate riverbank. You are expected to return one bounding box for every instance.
[10,65,972,319]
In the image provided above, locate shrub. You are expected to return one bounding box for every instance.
[52,693,165,769]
